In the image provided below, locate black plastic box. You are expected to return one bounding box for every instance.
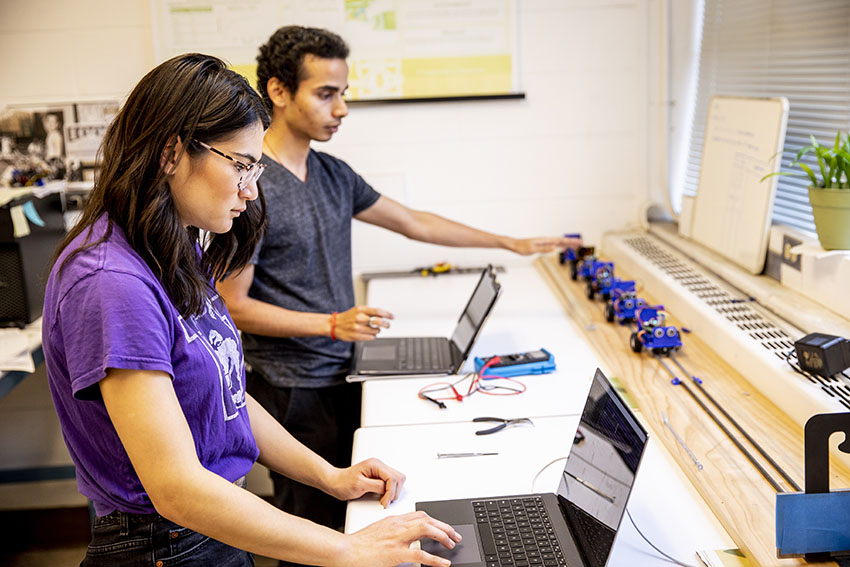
[794,332,850,378]
[0,191,65,328]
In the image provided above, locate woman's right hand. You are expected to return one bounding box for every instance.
[339,511,462,567]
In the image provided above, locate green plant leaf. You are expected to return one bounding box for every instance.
[760,171,809,182]
[828,156,838,188]
[815,146,829,187]
[839,149,850,188]
[795,145,815,162]
[771,133,850,188]
[798,162,818,186]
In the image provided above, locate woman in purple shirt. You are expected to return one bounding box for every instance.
[42,53,459,567]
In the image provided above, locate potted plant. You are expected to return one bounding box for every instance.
[763,131,850,250]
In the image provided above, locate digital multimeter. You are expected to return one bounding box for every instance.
[473,348,556,377]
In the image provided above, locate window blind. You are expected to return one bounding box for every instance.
[681,0,850,234]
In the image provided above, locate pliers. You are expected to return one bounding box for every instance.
[473,416,534,435]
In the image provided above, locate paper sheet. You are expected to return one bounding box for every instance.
[697,548,752,567]
[10,205,30,238]
[0,329,36,373]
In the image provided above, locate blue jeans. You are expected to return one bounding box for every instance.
[81,510,254,567]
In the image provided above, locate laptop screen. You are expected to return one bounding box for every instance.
[556,368,648,566]
[449,266,500,354]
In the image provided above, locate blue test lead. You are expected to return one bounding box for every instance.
[669,355,702,384]
[653,355,680,385]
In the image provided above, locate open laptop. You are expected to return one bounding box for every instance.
[416,368,648,567]
[347,265,501,381]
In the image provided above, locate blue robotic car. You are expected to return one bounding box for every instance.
[585,261,614,300]
[575,254,597,281]
[629,306,682,355]
[558,233,583,265]
[567,246,596,281]
[604,281,645,323]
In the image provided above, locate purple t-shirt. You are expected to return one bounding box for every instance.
[42,216,259,516]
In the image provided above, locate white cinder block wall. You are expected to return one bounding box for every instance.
[0,0,656,507]
[341,0,654,270]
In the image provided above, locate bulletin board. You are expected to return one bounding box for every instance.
[689,96,789,274]
[152,0,520,102]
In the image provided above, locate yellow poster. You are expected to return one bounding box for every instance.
[153,0,519,101]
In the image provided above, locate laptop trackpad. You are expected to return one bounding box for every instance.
[420,523,481,564]
[361,344,397,361]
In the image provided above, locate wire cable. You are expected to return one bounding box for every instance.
[784,348,811,378]
[530,456,567,493]
[417,357,527,404]
[626,509,702,567]
[529,457,703,567]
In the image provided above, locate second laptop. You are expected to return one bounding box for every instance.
[347,265,501,381]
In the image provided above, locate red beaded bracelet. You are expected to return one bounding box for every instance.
[330,311,339,341]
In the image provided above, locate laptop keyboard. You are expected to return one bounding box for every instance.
[398,337,450,370]
[565,502,615,567]
[473,497,567,567]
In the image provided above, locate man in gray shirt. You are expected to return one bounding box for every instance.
[217,26,578,550]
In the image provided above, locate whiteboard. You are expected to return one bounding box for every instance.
[690,96,789,274]
[151,0,520,102]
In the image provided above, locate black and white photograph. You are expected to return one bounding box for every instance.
[0,101,118,185]
[0,104,72,186]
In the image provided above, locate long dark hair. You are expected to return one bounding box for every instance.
[55,53,270,318]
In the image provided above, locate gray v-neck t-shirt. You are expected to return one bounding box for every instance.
[241,149,380,388]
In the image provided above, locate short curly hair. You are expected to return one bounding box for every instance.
[256,26,349,112]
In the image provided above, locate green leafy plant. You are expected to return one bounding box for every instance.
[762,131,850,188]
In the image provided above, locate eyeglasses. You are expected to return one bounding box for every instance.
[193,139,266,191]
